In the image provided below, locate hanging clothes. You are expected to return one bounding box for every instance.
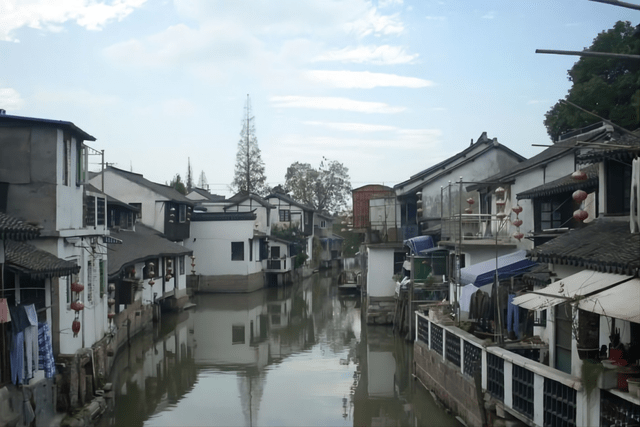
[507,294,520,339]
[459,284,479,312]
[38,322,55,379]
[23,304,39,381]
[9,305,29,334]
[0,298,11,323]
[10,330,24,385]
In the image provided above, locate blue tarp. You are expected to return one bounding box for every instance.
[460,250,536,287]
[404,236,434,255]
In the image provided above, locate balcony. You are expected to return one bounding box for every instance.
[263,257,291,273]
[440,214,518,246]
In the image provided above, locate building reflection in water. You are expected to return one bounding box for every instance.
[99,272,460,427]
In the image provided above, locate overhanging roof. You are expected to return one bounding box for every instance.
[404,236,434,255]
[512,270,632,310]
[577,278,640,323]
[5,240,80,278]
[0,113,96,141]
[516,164,598,200]
[460,250,536,287]
[0,212,40,241]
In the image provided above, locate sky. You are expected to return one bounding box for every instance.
[0,0,636,198]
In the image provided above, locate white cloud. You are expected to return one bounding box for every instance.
[346,8,404,38]
[482,11,496,19]
[305,70,433,89]
[0,87,25,111]
[0,0,147,42]
[313,45,418,65]
[271,96,405,114]
[304,121,398,132]
[378,0,403,8]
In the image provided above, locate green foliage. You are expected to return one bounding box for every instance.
[581,359,604,397]
[271,224,307,255]
[332,218,362,258]
[284,157,351,215]
[294,252,308,269]
[544,21,640,140]
[168,174,187,195]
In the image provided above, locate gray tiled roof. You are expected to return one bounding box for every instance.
[0,113,96,141]
[107,224,193,277]
[0,212,40,240]
[265,192,314,211]
[516,164,598,200]
[531,216,640,275]
[104,166,194,206]
[191,212,256,222]
[5,240,80,278]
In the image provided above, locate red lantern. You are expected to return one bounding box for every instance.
[149,279,155,286]
[107,312,116,319]
[512,206,523,215]
[572,189,588,203]
[496,199,506,206]
[71,300,84,312]
[464,207,473,214]
[70,282,84,293]
[513,232,524,241]
[495,187,505,196]
[571,170,587,181]
[512,219,523,227]
[466,197,475,205]
[72,319,81,337]
[108,298,116,307]
[573,209,589,222]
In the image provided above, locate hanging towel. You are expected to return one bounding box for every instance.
[24,304,37,326]
[38,323,56,378]
[9,305,29,334]
[24,304,39,380]
[0,298,10,323]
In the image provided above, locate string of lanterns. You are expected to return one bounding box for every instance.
[571,169,589,222]
[70,280,84,337]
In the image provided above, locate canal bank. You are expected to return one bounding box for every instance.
[94,271,460,426]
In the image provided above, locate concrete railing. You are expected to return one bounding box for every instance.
[415,312,591,426]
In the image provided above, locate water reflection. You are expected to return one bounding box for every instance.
[100,271,460,427]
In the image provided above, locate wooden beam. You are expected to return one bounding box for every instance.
[589,0,640,11]
[536,49,640,60]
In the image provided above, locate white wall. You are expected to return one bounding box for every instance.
[187,219,260,276]
[56,131,84,231]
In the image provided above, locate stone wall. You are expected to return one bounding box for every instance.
[365,296,396,325]
[187,272,264,293]
[414,340,484,427]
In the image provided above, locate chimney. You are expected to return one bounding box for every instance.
[0,109,6,115]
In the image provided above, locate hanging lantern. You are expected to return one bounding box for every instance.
[108,284,115,292]
[464,207,473,214]
[571,170,588,181]
[512,219,523,227]
[572,189,588,203]
[496,199,506,206]
[512,205,523,215]
[149,279,155,286]
[513,232,524,241]
[495,187,505,196]
[70,282,84,293]
[71,300,84,312]
[496,212,507,220]
[72,319,81,337]
[466,197,475,205]
[573,209,589,222]
[108,298,116,307]
[107,312,116,319]
[166,273,173,280]
[417,207,423,215]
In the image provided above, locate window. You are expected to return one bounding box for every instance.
[99,259,105,298]
[179,205,187,223]
[62,133,71,186]
[305,212,309,225]
[279,209,291,222]
[87,260,94,305]
[249,239,253,261]
[231,242,244,261]
[540,201,562,230]
[320,220,326,228]
[271,246,280,259]
[179,256,185,275]
[97,197,105,225]
[86,195,96,226]
[232,325,245,344]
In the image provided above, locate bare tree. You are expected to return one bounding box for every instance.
[232,95,267,195]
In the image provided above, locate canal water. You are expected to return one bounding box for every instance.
[98,271,461,427]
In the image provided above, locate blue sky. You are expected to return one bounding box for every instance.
[0,0,635,197]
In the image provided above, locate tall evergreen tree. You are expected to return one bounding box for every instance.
[186,158,194,192]
[232,95,267,195]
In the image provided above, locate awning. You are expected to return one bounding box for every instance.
[577,278,640,323]
[404,236,434,255]
[460,250,536,287]
[513,270,633,310]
